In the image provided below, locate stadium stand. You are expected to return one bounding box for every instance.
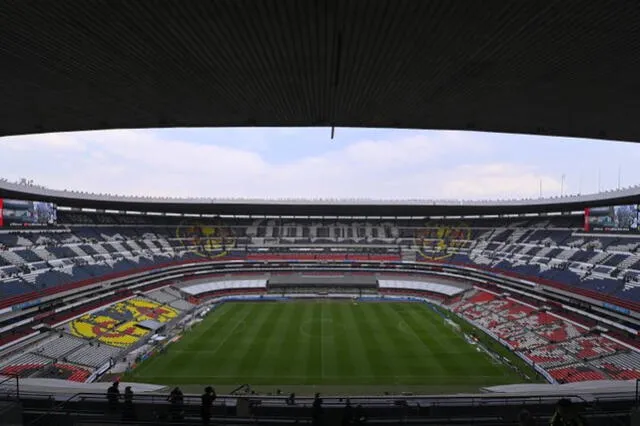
[2,213,640,307]
[451,289,640,382]
[1,212,640,389]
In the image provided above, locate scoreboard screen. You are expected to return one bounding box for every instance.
[584,204,639,232]
[0,198,57,228]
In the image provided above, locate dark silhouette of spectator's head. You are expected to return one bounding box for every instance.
[518,408,535,426]
[555,398,581,421]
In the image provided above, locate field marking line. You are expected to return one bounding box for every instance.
[395,320,434,353]
[201,309,254,358]
[396,320,461,345]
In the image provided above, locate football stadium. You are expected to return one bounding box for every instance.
[2,1,640,425]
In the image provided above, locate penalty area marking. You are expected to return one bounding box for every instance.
[396,320,459,344]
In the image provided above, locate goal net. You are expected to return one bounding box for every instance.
[444,318,461,333]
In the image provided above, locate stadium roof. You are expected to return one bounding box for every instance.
[1,0,639,141]
[2,180,639,216]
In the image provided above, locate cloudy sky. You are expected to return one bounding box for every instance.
[1,127,640,200]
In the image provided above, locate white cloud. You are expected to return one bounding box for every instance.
[0,129,577,200]
[440,164,561,200]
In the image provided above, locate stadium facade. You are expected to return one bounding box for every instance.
[1,180,639,425]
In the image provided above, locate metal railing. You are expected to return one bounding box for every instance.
[16,389,633,426]
[0,373,19,399]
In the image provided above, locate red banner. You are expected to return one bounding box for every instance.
[583,208,590,232]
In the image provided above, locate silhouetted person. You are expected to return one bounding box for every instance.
[201,386,216,425]
[286,392,296,405]
[550,398,588,426]
[312,393,323,426]
[518,409,536,426]
[122,386,136,421]
[168,387,184,422]
[342,398,354,426]
[107,381,120,412]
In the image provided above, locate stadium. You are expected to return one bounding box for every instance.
[2,1,640,425]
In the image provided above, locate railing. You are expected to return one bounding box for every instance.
[16,388,633,426]
[0,373,19,399]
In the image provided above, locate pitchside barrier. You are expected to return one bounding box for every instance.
[447,311,558,384]
[444,318,462,333]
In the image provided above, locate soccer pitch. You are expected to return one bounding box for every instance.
[128,301,531,394]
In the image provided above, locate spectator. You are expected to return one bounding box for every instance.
[122,386,136,421]
[106,381,120,412]
[168,387,184,422]
[286,392,296,405]
[312,393,324,426]
[341,398,353,426]
[550,398,588,426]
[201,386,216,425]
[518,408,536,426]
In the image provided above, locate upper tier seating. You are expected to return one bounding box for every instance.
[0,214,638,305]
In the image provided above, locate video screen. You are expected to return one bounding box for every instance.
[0,198,57,227]
[584,204,639,232]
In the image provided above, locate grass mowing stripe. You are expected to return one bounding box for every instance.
[408,305,518,382]
[269,303,300,378]
[410,304,476,376]
[126,301,535,392]
[408,306,502,377]
[339,302,374,380]
[306,303,322,383]
[355,303,399,381]
[232,303,280,380]
[250,302,291,377]
[321,302,338,378]
[398,308,452,374]
[391,304,449,376]
[373,303,435,375]
[330,303,357,379]
[289,302,315,380]
[133,303,244,377]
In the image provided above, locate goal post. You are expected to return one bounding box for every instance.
[444,318,461,333]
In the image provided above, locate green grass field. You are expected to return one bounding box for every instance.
[127,301,533,394]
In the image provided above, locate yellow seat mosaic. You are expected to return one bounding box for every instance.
[69,319,148,348]
[68,299,176,347]
[101,322,149,348]
[69,319,100,339]
[125,299,178,323]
